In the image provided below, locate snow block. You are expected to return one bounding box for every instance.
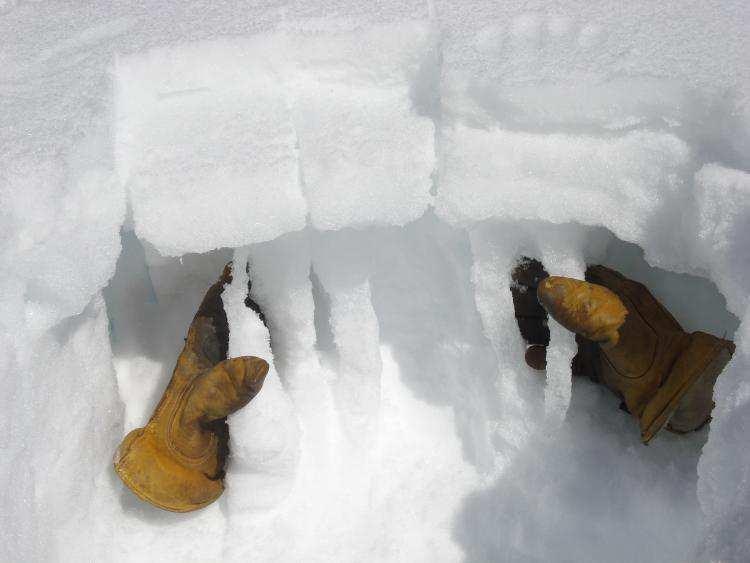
[437,126,691,244]
[116,24,437,254]
[115,36,306,256]
[290,23,437,231]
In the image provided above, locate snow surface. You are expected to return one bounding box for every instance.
[2,1,749,562]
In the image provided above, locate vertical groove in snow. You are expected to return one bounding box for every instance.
[311,229,384,509]
[319,278,383,450]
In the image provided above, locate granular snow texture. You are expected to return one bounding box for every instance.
[1,1,749,562]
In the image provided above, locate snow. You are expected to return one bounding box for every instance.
[222,254,300,515]
[2,1,749,562]
[692,165,750,314]
[118,24,436,253]
[116,37,306,256]
[437,128,691,247]
[290,24,436,231]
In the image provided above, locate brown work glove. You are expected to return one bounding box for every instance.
[538,265,735,443]
[114,264,269,512]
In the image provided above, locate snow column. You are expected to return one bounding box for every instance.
[312,230,383,467]
[535,224,588,425]
[222,249,300,515]
[468,222,545,474]
[241,232,341,557]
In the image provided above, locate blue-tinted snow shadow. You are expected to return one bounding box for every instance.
[368,211,505,473]
[452,377,706,563]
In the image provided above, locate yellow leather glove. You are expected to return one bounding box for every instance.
[538,266,734,443]
[114,264,269,512]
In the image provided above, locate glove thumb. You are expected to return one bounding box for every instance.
[537,276,628,348]
[184,356,269,424]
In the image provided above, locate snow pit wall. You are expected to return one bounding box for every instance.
[102,219,740,563]
[2,10,749,562]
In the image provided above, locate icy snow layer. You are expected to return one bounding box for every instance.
[2,2,750,562]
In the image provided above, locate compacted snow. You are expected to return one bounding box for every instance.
[2,1,749,562]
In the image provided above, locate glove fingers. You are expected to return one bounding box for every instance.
[185,356,269,423]
[511,257,550,347]
[537,276,628,347]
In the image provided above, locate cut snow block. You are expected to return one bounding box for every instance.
[437,126,690,243]
[116,37,306,256]
[293,83,435,230]
[290,23,437,230]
